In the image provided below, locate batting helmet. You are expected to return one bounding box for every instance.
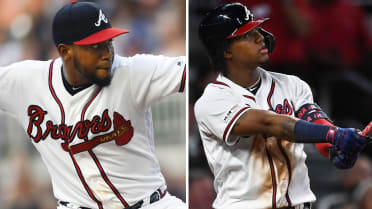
[199,2,275,53]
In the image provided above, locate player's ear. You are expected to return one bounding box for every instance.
[57,44,73,60]
[224,49,232,59]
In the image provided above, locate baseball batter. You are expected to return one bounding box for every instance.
[194,3,369,209]
[0,1,186,209]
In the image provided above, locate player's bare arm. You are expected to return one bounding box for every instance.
[232,109,297,140]
[231,108,368,159]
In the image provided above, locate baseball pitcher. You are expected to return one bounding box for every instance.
[0,1,186,209]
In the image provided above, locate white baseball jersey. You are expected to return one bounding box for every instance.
[0,54,186,209]
[194,67,316,209]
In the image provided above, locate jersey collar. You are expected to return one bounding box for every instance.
[61,66,93,96]
[215,72,262,96]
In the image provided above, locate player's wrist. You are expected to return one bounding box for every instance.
[294,120,332,143]
[325,126,337,144]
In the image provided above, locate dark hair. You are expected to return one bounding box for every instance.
[201,35,236,74]
[199,39,231,74]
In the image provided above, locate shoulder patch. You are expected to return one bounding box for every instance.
[224,104,241,123]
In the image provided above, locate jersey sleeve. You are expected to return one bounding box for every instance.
[0,61,24,117]
[128,54,186,110]
[291,76,314,112]
[195,89,255,146]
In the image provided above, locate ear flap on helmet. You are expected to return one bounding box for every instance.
[257,28,275,53]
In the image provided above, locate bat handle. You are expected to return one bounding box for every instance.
[361,121,372,137]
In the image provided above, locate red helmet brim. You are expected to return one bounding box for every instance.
[226,18,269,39]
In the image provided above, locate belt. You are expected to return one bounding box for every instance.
[278,202,312,209]
[58,188,167,209]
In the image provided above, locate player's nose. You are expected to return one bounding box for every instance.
[100,42,113,61]
[102,49,113,61]
[254,30,264,44]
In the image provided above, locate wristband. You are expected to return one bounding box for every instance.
[294,120,333,143]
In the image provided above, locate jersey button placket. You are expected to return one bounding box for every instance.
[279,196,287,206]
[280,179,288,193]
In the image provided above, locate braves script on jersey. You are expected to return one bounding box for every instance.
[0,54,186,209]
[194,67,316,209]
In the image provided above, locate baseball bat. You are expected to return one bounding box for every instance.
[361,121,372,137]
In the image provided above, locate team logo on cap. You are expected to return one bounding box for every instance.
[244,7,251,21]
[94,9,108,27]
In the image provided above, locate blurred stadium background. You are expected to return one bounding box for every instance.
[189,0,372,209]
[0,0,186,208]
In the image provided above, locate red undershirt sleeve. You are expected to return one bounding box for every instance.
[313,119,334,158]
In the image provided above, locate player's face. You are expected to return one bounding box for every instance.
[228,28,269,66]
[72,40,114,87]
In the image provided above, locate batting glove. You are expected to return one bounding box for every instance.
[327,127,367,156]
[329,145,358,169]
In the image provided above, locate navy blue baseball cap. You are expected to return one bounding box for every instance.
[52,1,129,46]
